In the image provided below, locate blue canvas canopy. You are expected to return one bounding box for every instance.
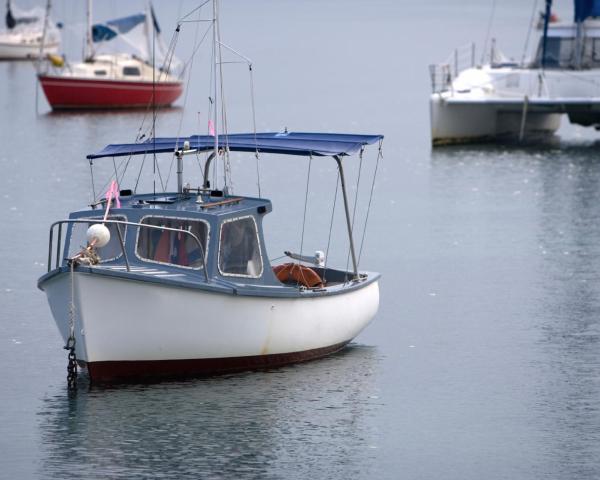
[574,0,600,21]
[87,132,384,160]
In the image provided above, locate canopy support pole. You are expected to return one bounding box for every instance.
[334,155,358,279]
[541,0,552,68]
[203,152,216,189]
[176,152,183,193]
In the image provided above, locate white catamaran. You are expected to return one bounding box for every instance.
[429,0,600,145]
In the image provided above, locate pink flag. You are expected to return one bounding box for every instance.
[208,119,215,136]
[105,180,121,209]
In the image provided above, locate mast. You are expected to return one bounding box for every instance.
[212,0,219,177]
[36,0,51,72]
[86,0,93,60]
[540,0,552,68]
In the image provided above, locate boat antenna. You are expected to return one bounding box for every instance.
[540,0,552,68]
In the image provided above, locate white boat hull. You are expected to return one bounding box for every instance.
[430,94,562,145]
[0,41,58,59]
[42,271,379,382]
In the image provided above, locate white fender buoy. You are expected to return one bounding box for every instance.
[315,250,325,267]
[87,224,111,248]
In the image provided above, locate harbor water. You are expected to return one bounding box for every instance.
[1,0,599,478]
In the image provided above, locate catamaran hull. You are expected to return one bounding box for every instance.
[0,41,59,60]
[38,75,183,109]
[430,94,561,146]
[41,271,379,383]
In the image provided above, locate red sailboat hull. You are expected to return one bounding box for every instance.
[38,75,183,110]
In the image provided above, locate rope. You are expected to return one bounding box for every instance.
[345,147,364,274]
[521,0,539,66]
[112,157,119,185]
[218,35,234,193]
[481,0,497,64]
[323,169,340,284]
[178,0,212,22]
[165,7,207,189]
[68,262,75,343]
[134,154,147,194]
[299,154,313,257]
[358,140,383,266]
[249,64,261,197]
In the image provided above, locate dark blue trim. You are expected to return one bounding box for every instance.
[38,266,380,299]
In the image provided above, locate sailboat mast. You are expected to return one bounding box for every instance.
[36,0,52,71]
[86,0,93,60]
[212,0,219,172]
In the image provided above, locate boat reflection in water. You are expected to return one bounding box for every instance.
[38,345,382,478]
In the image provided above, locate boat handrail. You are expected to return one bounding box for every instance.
[47,218,210,282]
[429,42,476,93]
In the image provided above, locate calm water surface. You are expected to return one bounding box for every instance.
[1,0,600,478]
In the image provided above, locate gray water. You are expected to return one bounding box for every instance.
[2,0,600,478]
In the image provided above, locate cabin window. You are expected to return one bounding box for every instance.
[580,38,600,67]
[534,37,574,68]
[218,216,263,278]
[122,66,141,76]
[136,217,209,269]
[68,216,127,262]
[94,70,107,76]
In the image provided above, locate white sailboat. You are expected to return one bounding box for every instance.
[429,0,600,145]
[38,1,182,109]
[0,0,60,59]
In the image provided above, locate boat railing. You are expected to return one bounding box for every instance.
[46,218,209,282]
[429,42,476,93]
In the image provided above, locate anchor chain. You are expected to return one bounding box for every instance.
[65,260,78,390]
[64,337,77,390]
[62,225,106,390]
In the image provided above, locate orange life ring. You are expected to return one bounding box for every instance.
[273,263,323,288]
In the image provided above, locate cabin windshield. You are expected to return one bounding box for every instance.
[68,216,126,262]
[218,216,263,278]
[533,36,600,68]
[136,217,209,269]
